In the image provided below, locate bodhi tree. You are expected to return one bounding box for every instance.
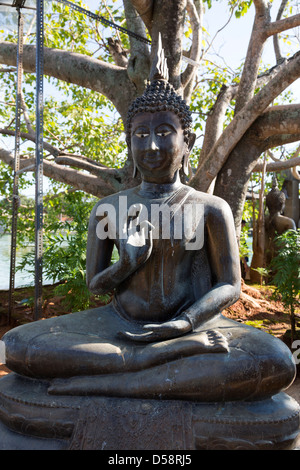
[0,0,300,240]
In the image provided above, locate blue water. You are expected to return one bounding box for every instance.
[0,234,36,290]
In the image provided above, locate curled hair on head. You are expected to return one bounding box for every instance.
[126,34,193,146]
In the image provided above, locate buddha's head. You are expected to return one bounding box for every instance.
[126,35,195,183]
[266,178,286,215]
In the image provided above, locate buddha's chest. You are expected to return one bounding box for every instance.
[115,195,204,252]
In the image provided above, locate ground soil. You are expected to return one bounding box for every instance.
[0,280,299,403]
[225,280,300,340]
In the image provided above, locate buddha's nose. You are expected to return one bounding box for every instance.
[149,137,159,151]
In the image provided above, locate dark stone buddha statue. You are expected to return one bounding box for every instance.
[265,178,296,268]
[0,36,298,450]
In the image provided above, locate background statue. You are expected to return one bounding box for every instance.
[265,177,296,268]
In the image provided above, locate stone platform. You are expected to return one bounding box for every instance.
[0,373,299,450]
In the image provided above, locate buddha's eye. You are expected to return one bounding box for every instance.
[157,130,172,137]
[135,132,149,139]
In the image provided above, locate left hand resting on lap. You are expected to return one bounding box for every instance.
[118,316,192,342]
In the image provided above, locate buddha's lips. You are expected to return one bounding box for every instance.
[144,153,162,163]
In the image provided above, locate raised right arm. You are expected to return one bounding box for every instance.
[86,203,126,295]
[86,202,153,295]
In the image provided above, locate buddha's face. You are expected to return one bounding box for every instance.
[131,111,188,183]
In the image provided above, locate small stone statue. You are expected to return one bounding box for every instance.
[0,36,298,450]
[265,177,296,267]
[266,177,296,234]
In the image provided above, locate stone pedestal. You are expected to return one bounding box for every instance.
[0,373,299,450]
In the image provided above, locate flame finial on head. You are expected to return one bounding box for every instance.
[149,33,169,83]
[126,32,193,151]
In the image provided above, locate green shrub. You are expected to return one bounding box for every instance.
[270,229,300,344]
[17,191,112,312]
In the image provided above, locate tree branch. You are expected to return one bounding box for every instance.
[272,0,288,63]
[107,38,128,68]
[249,104,300,142]
[124,0,151,94]
[54,155,119,177]
[129,0,154,33]
[234,0,270,113]
[255,55,289,87]
[190,52,300,192]
[200,84,235,161]
[253,155,300,172]
[181,0,203,99]
[124,0,150,55]
[0,42,136,122]
[197,52,295,163]
[0,67,16,73]
[253,0,270,16]
[151,0,188,92]
[262,133,300,151]
[0,144,122,198]
[0,128,61,156]
[267,13,300,37]
[0,125,121,177]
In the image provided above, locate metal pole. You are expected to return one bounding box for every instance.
[8,8,24,325]
[34,0,44,320]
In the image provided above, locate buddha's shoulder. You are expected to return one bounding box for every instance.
[89,187,138,215]
[186,187,232,215]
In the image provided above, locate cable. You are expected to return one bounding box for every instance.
[55,0,151,45]
[53,0,199,68]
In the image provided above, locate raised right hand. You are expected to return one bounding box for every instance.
[118,204,154,271]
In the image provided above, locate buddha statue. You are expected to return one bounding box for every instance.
[265,178,296,267]
[266,178,296,234]
[0,37,299,450]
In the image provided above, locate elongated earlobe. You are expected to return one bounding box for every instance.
[188,133,196,153]
[132,161,137,179]
[182,133,196,177]
[182,153,190,177]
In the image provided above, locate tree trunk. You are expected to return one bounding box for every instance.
[151,0,187,92]
[250,154,267,284]
[213,137,262,236]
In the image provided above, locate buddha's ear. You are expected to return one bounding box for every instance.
[182,133,196,176]
[182,154,190,177]
[188,132,196,153]
[132,160,138,179]
[127,136,137,178]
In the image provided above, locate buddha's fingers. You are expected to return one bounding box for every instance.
[118,330,156,342]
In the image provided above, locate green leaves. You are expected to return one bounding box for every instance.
[233,0,252,18]
[271,229,300,342]
[271,229,300,294]
[15,190,100,311]
[203,0,252,17]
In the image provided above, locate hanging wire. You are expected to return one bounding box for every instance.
[53,0,199,67]
[55,0,151,45]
